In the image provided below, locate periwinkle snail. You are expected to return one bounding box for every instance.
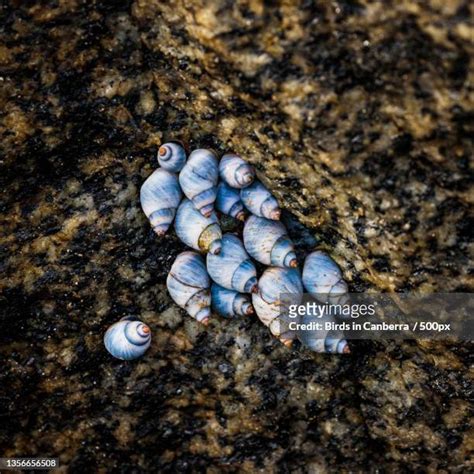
[167,251,212,324]
[179,149,219,217]
[207,234,258,294]
[243,215,298,268]
[241,180,280,220]
[302,251,348,304]
[298,313,350,354]
[211,283,254,318]
[104,316,151,360]
[252,267,303,346]
[216,182,246,221]
[135,143,352,357]
[219,153,255,189]
[140,168,182,236]
[158,141,187,172]
[175,199,222,255]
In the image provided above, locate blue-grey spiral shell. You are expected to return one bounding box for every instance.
[175,199,222,254]
[219,153,255,189]
[216,182,246,221]
[179,149,219,217]
[167,251,212,324]
[104,317,151,360]
[158,142,187,172]
[140,168,182,236]
[297,313,350,354]
[207,234,258,294]
[211,283,253,318]
[302,251,348,304]
[240,180,280,220]
[243,215,297,268]
[252,267,303,346]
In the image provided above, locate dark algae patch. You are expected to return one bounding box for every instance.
[0,0,472,472]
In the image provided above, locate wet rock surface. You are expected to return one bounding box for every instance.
[0,1,472,471]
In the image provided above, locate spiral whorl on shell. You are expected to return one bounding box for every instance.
[207,234,258,294]
[211,283,254,318]
[179,149,219,217]
[241,180,280,220]
[243,215,297,268]
[140,168,182,236]
[216,182,246,221]
[297,313,350,354]
[158,141,187,172]
[302,251,348,304]
[175,199,222,255]
[104,316,151,360]
[252,267,303,346]
[167,251,212,324]
[219,153,255,189]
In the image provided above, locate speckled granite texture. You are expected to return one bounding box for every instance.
[0,1,473,472]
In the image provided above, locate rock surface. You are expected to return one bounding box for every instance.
[0,1,472,471]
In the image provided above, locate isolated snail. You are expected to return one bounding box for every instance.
[167,251,212,324]
[158,141,187,172]
[179,148,219,217]
[219,153,255,189]
[175,199,222,255]
[104,316,151,360]
[243,215,298,268]
[216,181,246,221]
[207,234,258,293]
[241,180,280,220]
[140,168,182,236]
[211,283,254,318]
[252,267,303,346]
[302,251,348,304]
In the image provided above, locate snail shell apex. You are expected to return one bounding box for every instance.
[207,234,258,294]
[211,283,254,318]
[158,142,187,172]
[179,149,219,217]
[219,153,256,189]
[243,215,297,268]
[175,199,222,254]
[167,251,211,324]
[140,168,182,236]
[241,180,280,220]
[104,317,151,360]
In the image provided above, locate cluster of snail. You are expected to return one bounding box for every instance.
[104,143,350,360]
